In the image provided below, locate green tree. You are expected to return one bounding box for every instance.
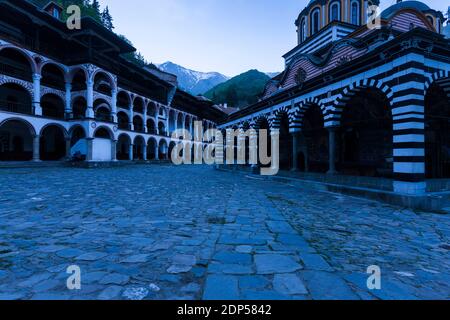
[226,84,238,107]
[101,6,114,30]
[90,0,100,16]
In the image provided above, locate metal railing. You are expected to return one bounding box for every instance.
[0,100,33,115]
[95,114,114,123]
[0,62,31,81]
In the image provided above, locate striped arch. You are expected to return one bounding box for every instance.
[39,122,69,139]
[67,66,89,84]
[290,97,323,132]
[332,79,394,125]
[271,105,291,130]
[0,44,38,74]
[252,114,271,130]
[248,120,257,130]
[0,117,37,137]
[240,121,251,131]
[37,59,69,77]
[41,87,65,101]
[425,70,450,99]
[92,69,117,92]
[0,76,34,99]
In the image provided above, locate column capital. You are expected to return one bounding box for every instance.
[32,73,41,81]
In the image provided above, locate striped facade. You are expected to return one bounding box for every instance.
[220,1,450,195]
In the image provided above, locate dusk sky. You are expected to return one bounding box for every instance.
[102,0,448,76]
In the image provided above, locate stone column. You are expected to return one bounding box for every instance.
[142,143,147,161]
[33,135,40,161]
[129,144,134,161]
[86,79,94,119]
[291,132,300,171]
[249,129,259,173]
[392,79,426,195]
[65,138,71,159]
[155,143,159,161]
[327,127,338,175]
[143,103,148,133]
[32,73,42,116]
[111,140,117,162]
[111,89,118,123]
[129,103,134,131]
[303,141,309,173]
[65,82,72,119]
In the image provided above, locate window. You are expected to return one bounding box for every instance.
[300,18,307,42]
[427,16,434,28]
[329,2,340,22]
[311,9,320,34]
[351,1,359,25]
[52,8,60,19]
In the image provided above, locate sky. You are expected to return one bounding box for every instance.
[101,0,448,77]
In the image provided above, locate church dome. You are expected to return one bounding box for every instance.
[381,1,445,34]
[381,1,431,19]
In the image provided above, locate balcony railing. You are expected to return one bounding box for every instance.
[95,114,114,123]
[134,126,145,133]
[118,123,132,131]
[0,101,33,115]
[0,62,31,81]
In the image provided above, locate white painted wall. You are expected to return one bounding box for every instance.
[92,138,112,161]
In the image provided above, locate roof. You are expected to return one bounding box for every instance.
[381,1,433,19]
[214,105,239,115]
[42,1,62,10]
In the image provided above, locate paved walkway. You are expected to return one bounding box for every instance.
[0,165,448,300]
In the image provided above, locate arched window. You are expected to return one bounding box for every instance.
[427,16,434,27]
[351,1,360,25]
[311,8,320,34]
[329,1,340,22]
[300,18,307,42]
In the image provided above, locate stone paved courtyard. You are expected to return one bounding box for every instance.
[0,165,449,300]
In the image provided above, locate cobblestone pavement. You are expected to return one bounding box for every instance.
[0,165,449,300]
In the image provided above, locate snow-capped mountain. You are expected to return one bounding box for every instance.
[157,62,229,95]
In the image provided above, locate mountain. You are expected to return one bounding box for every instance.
[266,72,281,78]
[204,70,271,109]
[157,62,229,95]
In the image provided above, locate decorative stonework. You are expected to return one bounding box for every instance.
[40,87,65,100]
[83,64,99,81]
[295,68,307,86]
[93,92,112,105]
[0,75,34,99]
[71,91,87,100]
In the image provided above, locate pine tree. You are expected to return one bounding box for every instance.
[101,6,114,30]
[90,0,100,15]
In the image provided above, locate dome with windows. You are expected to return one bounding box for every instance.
[295,0,380,44]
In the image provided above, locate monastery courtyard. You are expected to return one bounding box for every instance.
[0,165,449,300]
